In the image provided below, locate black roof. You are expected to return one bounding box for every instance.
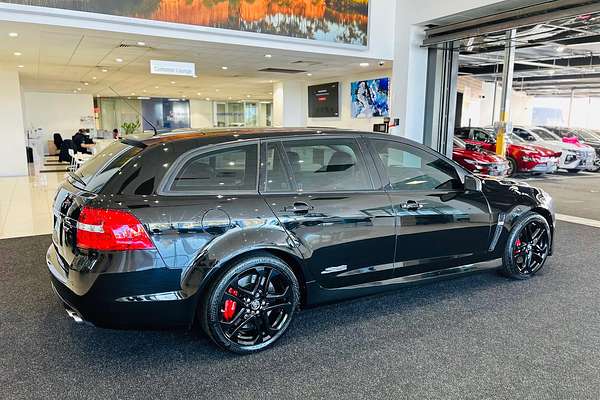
[127,127,394,148]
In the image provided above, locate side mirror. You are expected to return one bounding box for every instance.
[464,175,482,192]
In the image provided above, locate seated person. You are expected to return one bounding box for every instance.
[72,129,94,154]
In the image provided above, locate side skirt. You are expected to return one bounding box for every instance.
[304,258,502,306]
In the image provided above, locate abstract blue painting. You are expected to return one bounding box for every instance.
[351,78,390,119]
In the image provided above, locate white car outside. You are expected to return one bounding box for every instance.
[512,126,597,172]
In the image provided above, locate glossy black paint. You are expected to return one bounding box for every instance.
[46,128,555,328]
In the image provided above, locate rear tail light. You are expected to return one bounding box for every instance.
[76,206,155,251]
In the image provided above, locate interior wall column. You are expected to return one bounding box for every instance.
[0,68,28,176]
[272,81,307,127]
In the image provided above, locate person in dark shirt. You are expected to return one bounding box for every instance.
[72,129,93,154]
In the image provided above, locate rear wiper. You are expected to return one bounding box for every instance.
[68,171,86,187]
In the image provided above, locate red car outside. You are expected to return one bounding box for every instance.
[452,138,509,176]
[455,127,561,175]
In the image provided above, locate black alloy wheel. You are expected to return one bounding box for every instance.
[501,212,551,280]
[507,157,518,176]
[201,254,300,354]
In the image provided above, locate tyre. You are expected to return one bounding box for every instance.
[200,253,300,354]
[507,157,518,176]
[566,169,581,174]
[501,212,551,280]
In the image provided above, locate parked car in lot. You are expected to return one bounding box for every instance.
[455,127,560,176]
[452,137,509,176]
[47,128,555,353]
[544,126,600,172]
[512,126,597,173]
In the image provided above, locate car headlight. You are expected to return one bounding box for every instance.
[564,152,577,163]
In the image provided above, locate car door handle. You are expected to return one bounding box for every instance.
[400,200,423,211]
[283,202,314,214]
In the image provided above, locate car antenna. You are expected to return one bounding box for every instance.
[108,86,159,136]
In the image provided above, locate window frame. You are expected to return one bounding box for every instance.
[158,140,260,196]
[259,135,381,194]
[366,137,468,194]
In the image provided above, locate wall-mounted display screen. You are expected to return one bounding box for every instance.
[4,0,369,46]
[351,78,390,119]
[142,99,190,130]
[308,82,340,118]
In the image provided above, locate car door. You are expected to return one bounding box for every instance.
[368,138,493,277]
[260,136,397,289]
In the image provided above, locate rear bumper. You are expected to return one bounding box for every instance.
[46,245,197,329]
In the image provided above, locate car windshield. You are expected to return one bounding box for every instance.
[532,127,560,141]
[453,137,466,148]
[576,129,600,142]
[509,133,526,144]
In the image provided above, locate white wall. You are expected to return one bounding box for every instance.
[479,82,533,126]
[0,69,27,176]
[190,99,213,128]
[306,69,392,131]
[23,92,95,150]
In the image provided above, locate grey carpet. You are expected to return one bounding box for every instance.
[1,222,599,400]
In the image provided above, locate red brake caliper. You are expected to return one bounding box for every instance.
[223,288,238,321]
[514,239,522,254]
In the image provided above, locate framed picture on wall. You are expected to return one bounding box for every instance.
[351,78,390,119]
[308,82,340,118]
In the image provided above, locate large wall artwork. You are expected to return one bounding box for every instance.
[350,78,390,119]
[3,0,370,45]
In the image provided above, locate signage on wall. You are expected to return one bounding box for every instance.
[150,60,196,77]
[308,82,340,118]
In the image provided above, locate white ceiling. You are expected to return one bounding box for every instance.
[0,20,392,101]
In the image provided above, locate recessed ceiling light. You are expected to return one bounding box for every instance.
[101,69,108,73]
[115,58,124,63]
[228,96,232,100]
[92,76,97,80]
[137,41,146,46]
[155,86,159,89]
[170,81,176,84]
[131,92,135,95]
[269,92,273,95]
[142,89,147,93]
[246,94,251,98]
[13,52,22,56]
[77,88,82,91]
[205,97,210,101]
[8,32,18,38]
[215,89,220,92]
[306,73,313,76]
[269,80,274,83]
[221,66,228,70]
[359,62,370,67]
[197,92,202,96]
[84,82,89,86]
[17,65,24,68]
[265,54,272,58]
[73,90,77,93]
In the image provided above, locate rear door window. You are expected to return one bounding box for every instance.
[280,138,373,192]
[168,144,258,193]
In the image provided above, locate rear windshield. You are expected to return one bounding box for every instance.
[72,141,143,192]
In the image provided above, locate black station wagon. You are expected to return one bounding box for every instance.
[47,128,555,353]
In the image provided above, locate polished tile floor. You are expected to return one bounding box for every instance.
[0,169,64,239]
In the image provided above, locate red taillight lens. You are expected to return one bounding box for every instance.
[76,207,155,251]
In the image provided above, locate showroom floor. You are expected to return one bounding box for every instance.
[1,172,600,399]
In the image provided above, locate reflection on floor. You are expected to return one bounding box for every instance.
[0,158,65,239]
